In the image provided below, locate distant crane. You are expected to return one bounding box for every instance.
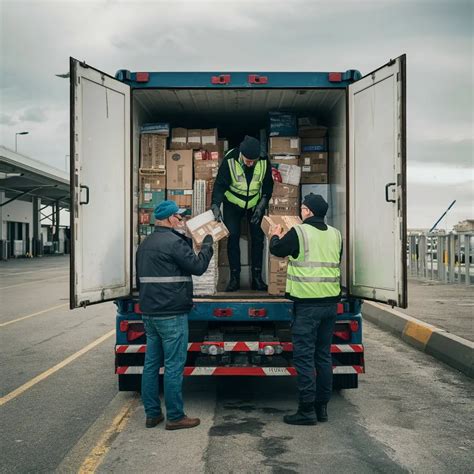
[429,200,456,233]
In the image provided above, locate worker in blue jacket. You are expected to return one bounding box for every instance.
[136,200,213,430]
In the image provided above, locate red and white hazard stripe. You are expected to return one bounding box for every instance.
[116,365,364,376]
[116,343,364,353]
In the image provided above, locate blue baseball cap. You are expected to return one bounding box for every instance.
[154,200,186,220]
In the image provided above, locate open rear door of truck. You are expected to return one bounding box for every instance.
[348,55,407,308]
[70,58,131,309]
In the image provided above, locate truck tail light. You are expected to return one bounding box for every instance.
[211,74,231,85]
[127,322,145,342]
[249,308,267,318]
[328,72,342,82]
[119,321,129,332]
[134,303,142,314]
[349,320,359,332]
[213,308,233,317]
[248,74,268,84]
[337,303,344,314]
[136,72,149,83]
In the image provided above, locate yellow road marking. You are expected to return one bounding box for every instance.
[0,273,68,290]
[0,303,68,328]
[0,329,114,407]
[403,321,434,346]
[78,397,138,473]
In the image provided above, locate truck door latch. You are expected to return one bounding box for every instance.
[385,182,396,203]
[79,185,90,205]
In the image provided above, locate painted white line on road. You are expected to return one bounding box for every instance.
[0,303,68,328]
[0,266,67,276]
[0,329,115,407]
[0,273,68,290]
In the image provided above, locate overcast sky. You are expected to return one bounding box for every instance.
[0,0,472,229]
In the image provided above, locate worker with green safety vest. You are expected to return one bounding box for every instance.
[211,136,274,292]
[269,193,342,426]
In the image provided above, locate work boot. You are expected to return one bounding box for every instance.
[146,413,164,428]
[251,268,268,291]
[165,415,200,431]
[315,402,328,422]
[283,402,317,425]
[226,270,240,292]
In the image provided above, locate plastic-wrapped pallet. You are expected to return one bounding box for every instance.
[192,243,218,296]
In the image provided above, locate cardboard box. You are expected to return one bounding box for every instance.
[167,189,193,214]
[194,150,220,161]
[139,224,154,236]
[268,111,297,137]
[269,137,300,155]
[201,128,218,146]
[301,137,327,152]
[187,129,201,146]
[300,173,328,184]
[171,127,187,144]
[193,243,218,296]
[139,209,154,225]
[269,196,300,208]
[139,173,166,191]
[194,160,219,180]
[277,163,301,186]
[166,150,193,189]
[267,256,288,296]
[186,210,229,247]
[298,126,327,139]
[301,184,330,203]
[272,182,299,198]
[268,205,299,216]
[139,190,166,209]
[300,152,328,174]
[140,135,166,170]
[141,123,170,136]
[261,215,302,238]
[271,156,300,167]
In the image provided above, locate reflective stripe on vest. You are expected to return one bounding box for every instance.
[286,224,341,299]
[139,276,192,283]
[224,153,267,209]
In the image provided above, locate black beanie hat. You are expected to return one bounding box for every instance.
[303,193,328,217]
[239,135,261,160]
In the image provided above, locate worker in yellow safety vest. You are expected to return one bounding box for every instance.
[211,136,274,292]
[269,193,342,426]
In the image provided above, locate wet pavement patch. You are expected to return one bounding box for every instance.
[208,417,265,437]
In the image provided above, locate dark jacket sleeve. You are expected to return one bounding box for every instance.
[211,159,231,206]
[269,228,299,259]
[261,156,274,199]
[172,238,214,276]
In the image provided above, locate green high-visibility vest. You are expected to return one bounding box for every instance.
[224,150,267,209]
[286,224,342,299]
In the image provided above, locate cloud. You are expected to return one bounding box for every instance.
[19,107,47,123]
[409,139,474,168]
[0,113,16,126]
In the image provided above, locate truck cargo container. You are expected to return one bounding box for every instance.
[69,55,407,391]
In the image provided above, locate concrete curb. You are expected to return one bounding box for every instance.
[363,301,474,378]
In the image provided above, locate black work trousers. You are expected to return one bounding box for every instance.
[223,200,264,272]
[292,303,337,403]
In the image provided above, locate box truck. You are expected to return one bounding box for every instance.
[69,55,407,391]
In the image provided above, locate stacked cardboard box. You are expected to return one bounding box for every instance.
[170,127,219,151]
[193,244,219,296]
[269,182,300,216]
[261,215,302,296]
[298,125,328,183]
[140,135,167,172]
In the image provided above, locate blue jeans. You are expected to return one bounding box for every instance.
[292,304,337,404]
[141,314,188,421]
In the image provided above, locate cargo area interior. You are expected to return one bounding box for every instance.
[132,88,348,297]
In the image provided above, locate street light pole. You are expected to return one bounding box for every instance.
[15,131,29,152]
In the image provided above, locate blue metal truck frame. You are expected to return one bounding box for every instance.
[112,68,366,391]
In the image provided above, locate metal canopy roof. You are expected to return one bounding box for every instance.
[0,146,70,209]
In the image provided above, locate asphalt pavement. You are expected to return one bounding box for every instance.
[1,256,473,473]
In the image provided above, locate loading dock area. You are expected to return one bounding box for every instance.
[0,146,70,260]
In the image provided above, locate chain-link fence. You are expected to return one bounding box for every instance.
[408,233,472,285]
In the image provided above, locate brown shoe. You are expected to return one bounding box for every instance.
[165,416,200,431]
[146,414,164,428]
